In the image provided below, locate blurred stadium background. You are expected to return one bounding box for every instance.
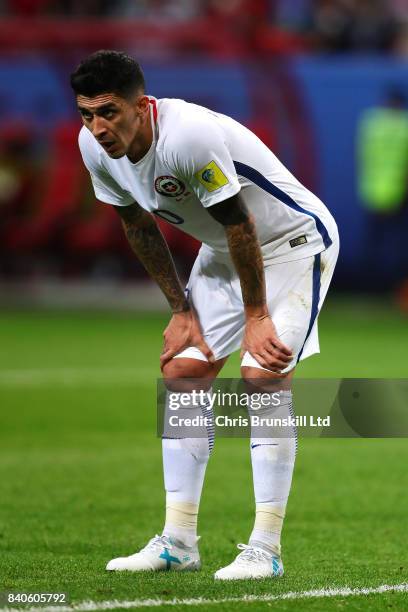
[1,0,408,308]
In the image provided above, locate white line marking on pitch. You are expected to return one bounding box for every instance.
[2,582,407,611]
[0,368,157,387]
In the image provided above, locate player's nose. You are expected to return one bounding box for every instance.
[92,117,108,140]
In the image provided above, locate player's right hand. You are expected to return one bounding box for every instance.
[160,311,215,369]
[241,315,293,373]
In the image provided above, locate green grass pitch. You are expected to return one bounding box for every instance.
[0,298,407,611]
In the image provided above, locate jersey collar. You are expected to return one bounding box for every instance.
[149,96,158,125]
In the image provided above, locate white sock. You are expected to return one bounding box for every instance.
[162,391,214,547]
[249,390,297,557]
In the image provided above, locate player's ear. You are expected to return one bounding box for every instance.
[134,94,149,117]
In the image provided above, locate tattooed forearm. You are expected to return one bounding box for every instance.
[206,194,267,317]
[117,204,189,313]
[225,214,267,315]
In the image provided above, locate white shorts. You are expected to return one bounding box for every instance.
[175,237,339,373]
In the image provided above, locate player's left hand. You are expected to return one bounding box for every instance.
[160,310,215,370]
[241,315,293,373]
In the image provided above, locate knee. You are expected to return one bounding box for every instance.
[162,358,214,392]
[240,366,293,392]
[163,357,213,379]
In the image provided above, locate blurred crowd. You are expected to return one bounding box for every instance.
[0,120,199,281]
[1,0,408,295]
[2,0,408,54]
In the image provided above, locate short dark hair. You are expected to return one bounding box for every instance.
[70,50,145,99]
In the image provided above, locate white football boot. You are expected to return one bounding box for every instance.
[214,543,284,580]
[106,534,200,572]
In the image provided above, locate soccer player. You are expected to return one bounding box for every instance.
[70,50,339,580]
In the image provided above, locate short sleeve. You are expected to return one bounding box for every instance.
[78,127,134,207]
[166,117,241,207]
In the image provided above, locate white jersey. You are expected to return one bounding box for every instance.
[79,97,338,264]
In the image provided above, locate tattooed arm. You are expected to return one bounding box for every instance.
[206,195,267,318]
[207,194,292,371]
[117,203,188,313]
[116,203,214,367]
